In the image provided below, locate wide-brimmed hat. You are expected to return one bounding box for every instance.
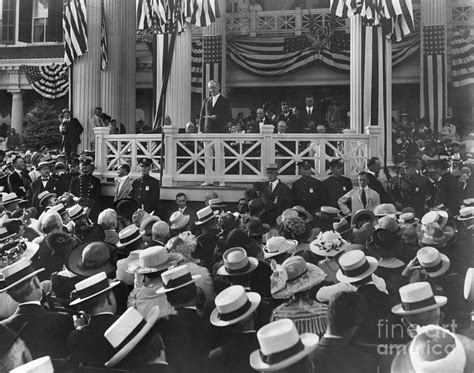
[37,160,54,170]
[208,197,226,209]
[398,212,419,225]
[70,271,120,306]
[131,208,157,227]
[310,231,350,257]
[246,218,270,237]
[156,264,201,294]
[210,285,261,327]
[421,210,448,228]
[139,215,161,234]
[333,218,352,235]
[129,246,182,275]
[169,211,190,230]
[0,193,23,206]
[116,225,144,248]
[367,228,402,254]
[271,256,326,299]
[217,247,258,277]
[104,306,160,368]
[416,246,450,278]
[336,250,378,283]
[65,241,116,277]
[457,207,474,222]
[11,356,54,373]
[420,223,449,246]
[0,258,44,292]
[195,206,217,226]
[315,206,340,219]
[464,268,474,301]
[376,216,402,236]
[392,281,447,315]
[373,203,400,218]
[67,204,85,220]
[38,191,56,207]
[263,236,298,259]
[276,208,298,225]
[250,319,319,371]
[352,209,376,227]
[291,205,313,223]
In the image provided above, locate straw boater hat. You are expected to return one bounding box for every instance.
[0,258,44,292]
[38,190,56,207]
[310,230,350,257]
[373,203,400,217]
[65,241,117,277]
[11,356,54,373]
[116,225,144,248]
[156,264,201,294]
[421,210,448,229]
[217,247,258,277]
[263,236,298,259]
[336,250,378,283]
[315,206,340,219]
[49,203,68,216]
[104,306,160,368]
[461,198,474,208]
[463,268,474,301]
[0,193,23,206]
[416,246,450,278]
[457,207,474,222]
[70,271,120,306]
[195,206,217,226]
[37,160,54,170]
[271,256,326,299]
[250,319,319,371]
[208,197,226,209]
[210,285,261,327]
[67,204,85,221]
[398,212,419,225]
[392,282,447,315]
[128,246,182,275]
[352,209,376,227]
[169,211,190,230]
[420,223,449,246]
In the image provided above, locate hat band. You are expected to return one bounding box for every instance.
[113,319,147,353]
[402,296,437,311]
[423,235,444,243]
[218,299,252,321]
[198,211,215,222]
[120,230,140,245]
[260,339,305,365]
[164,272,193,290]
[403,217,417,224]
[71,210,84,220]
[287,268,308,283]
[226,260,251,275]
[422,260,443,273]
[76,278,111,300]
[3,265,36,286]
[341,259,370,277]
[461,212,474,219]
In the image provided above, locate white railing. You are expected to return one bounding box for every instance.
[94,126,378,186]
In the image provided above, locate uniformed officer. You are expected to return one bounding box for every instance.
[291,160,322,214]
[321,158,353,208]
[131,158,160,213]
[69,156,101,219]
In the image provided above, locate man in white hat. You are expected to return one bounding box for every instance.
[0,258,73,359]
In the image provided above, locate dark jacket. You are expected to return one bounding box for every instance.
[199,95,232,133]
[321,175,353,208]
[32,177,58,209]
[436,172,461,215]
[366,172,392,203]
[69,173,101,209]
[292,176,323,213]
[131,175,160,213]
[1,303,73,358]
[208,332,258,373]
[261,180,294,225]
[7,170,32,200]
[62,118,83,146]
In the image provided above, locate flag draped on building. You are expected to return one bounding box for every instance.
[63,0,88,66]
[20,64,69,99]
[451,27,474,88]
[185,0,220,27]
[100,0,109,70]
[202,35,223,94]
[191,39,203,93]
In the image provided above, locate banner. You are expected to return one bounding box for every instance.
[20,64,69,99]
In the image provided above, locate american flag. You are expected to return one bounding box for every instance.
[100,0,108,70]
[451,28,474,87]
[63,0,88,66]
[185,0,220,27]
[421,25,446,133]
[20,64,69,99]
[191,39,203,94]
[202,35,222,96]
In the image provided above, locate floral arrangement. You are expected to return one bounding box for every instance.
[312,230,347,253]
[0,238,27,268]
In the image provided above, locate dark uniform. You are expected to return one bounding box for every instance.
[436,171,461,215]
[70,173,101,217]
[131,174,160,213]
[390,173,430,218]
[291,175,322,214]
[321,175,353,208]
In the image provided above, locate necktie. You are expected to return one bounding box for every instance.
[361,188,367,208]
[308,108,311,116]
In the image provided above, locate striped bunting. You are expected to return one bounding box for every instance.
[185,0,220,27]
[191,39,203,94]
[451,28,474,87]
[227,31,419,77]
[63,0,88,66]
[20,64,69,99]
[100,0,108,70]
[136,0,153,30]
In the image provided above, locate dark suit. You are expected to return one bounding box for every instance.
[67,313,119,366]
[199,95,232,133]
[158,308,215,373]
[261,180,294,225]
[300,106,321,127]
[436,172,461,215]
[391,173,430,218]
[321,175,353,208]
[131,175,160,213]
[32,177,58,209]
[1,303,73,358]
[275,112,297,132]
[7,170,32,200]
[61,118,83,157]
[292,175,323,213]
[310,337,380,373]
[208,332,258,373]
[366,172,391,203]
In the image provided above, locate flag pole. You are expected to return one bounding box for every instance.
[159,93,165,187]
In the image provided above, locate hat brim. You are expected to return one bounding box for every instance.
[263,240,298,259]
[70,280,120,306]
[398,218,420,225]
[116,231,145,248]
[209,204,227,209]
[421,235,449,246]
[309,241,348,257]
[129,253,183,275]
[216,257,259,277]
[23,242,40,261]
[336,256,378,283]
[39,193,57,206]
[170,215,190,230]
[391,296,447,316]
[156,274,202,294]
[457,214,474,222]
[249,333,319,371]
[65,242,117,277]
[423,255,451,278]
[352,209,376,226]
[464,268,474,301]
[272,263,327,299]
[105,306,160,368]
[0,198,23,206]
[0,268,45,293]
[210,292,261,327]
[195,214,216,226]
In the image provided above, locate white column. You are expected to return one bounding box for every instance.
[72,0,101,150]
[93,126,110,176]
[385,39,393,165]
[349,16,363,133]
[9,90,23,135]
[122,0,136,134]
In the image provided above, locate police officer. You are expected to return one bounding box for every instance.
[321,158,353,208]
[291,160,322,214]
[131,158,160,213]
[69,156,101,219]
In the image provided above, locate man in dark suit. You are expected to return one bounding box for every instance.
[70,157,101,220]
[321,159,353,208]
[366,157,392,203]
[31,161,58,209]
[256,107,274,127]
[131,158,160,213]
[172,192,196,226]
[0,258,73,358]
[60,109,83,159]
[310,291,380,373]
[261,163,294,225]
[435,159,461,216]
[67,272,119,367]
[275,101,296,132]
[300,95,321,128]
[7,155,32,201]
[199,80,232,134]
[292,160,322,213]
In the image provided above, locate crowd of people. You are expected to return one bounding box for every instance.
[0,127,471,373]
